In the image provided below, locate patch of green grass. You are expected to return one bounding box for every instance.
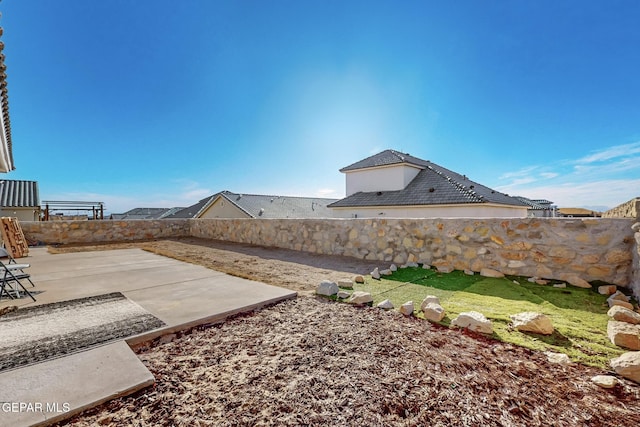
[349,267,624,369]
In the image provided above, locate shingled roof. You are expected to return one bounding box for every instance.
[166,191,339,219]
[0,21,15,172]
[330,150,527,208]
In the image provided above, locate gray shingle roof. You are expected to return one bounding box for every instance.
[515,197,554,210]
[111,207,185,220]
[166,191,339,219]
[330,151,527,208]
[0,180,39,207]
[340,149,429,172]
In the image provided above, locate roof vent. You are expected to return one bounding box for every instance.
[376,191,383,196]
[259,208,264,216]
[429,187,435,193]
[237,194,242,200]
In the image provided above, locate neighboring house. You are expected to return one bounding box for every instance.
[0,180,40,221]
[558,208,601,218]
[166,190,338,219]
[328,149,529,218]
[515,197,557,218]
[110,207,185,220]
[0,22,15,172]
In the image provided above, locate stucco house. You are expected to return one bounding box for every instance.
[167,190,338,219]
[0,179,40,221]
[328,150,528,218]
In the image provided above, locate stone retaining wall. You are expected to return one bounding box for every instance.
[190,218,636,288]
[603,198,640,219]
[633,224,640,298]
[21,219,190,245]
[20,217,639,294]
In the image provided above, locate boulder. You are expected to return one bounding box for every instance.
[451,311,493,334]
[336,290,350,299]
[348,291,374,305]
[510,312,554,335]
[377,299,394,310]
[544,351,572,365]
[598,285,617,295]
[316,280,339,296]
[480,268,504,278]
[607,321,640,350]
[610,352,640,384]
[337,279,354,289]
[608,306,640,325]
[371,267,381,280]
[591,375,618,389]
[420,295,440,311]
[566,276,591,289]
[422,303,446,322]
[399,301,414,316]
[354,275,365,284]
[609,299,634,310]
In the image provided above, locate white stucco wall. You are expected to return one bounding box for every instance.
[331,203,528,218]
[345,164,422,196]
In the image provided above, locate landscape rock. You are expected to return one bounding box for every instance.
[371,268,380,280]
[399,301,414,316]
[377,299,394,310]
[608,299,634,310]
[348,291,374,305]
[354,275,365,284]
[420,295,441,311]
[608,291,630,303]
[451,311,493,334]
[406,262,419,268]
[608,306,640,325]
[422,264,431,269]
[380,269,393,276]
[337,279,353,289]
[607,320,640,350]
[437,265,454,274]
[464,269,474,276]
[632,222,640,232]
[544,351,572,365]
[610,352,640,384]
[566,276,591,289]
[527,277,538,283]
[535,279,549,285]
[337,290,351,299]
[316,280,339,296]
[510,312,554,335]
[0,305,17,317]
[389,264,397,272]
[553,283,567,288]
[598,285,617,295]
[480,268,504,278]
[422,302,446,322]
[591,375,618,389]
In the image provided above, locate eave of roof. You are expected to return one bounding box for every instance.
[339,149,429,172]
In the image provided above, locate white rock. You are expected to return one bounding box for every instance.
[480,268,504,278]
[348,291,373,305]
[399,301,414,316]
[422,303,446,322]
[464,269,474,276]
[371,267,380,280]
[610,351,640,384]
[316,280,339,296]
[336,290,350,299]
[527,277,538,283]
[436,265,454,273]
[422,264,431,269]
[510,312,554,335]
[420,295,441,311]
[591,375,618,389]
[544,351,572,365]
[451,311,493,334]
[406,262,419,268]
[608,306,640,325]
[377,299,394,310]
[607,321,640,350]
[598,285,617,295]
[380,269,393,276]
[337,279,353,289]
[566,275,591,289]
[389,264,397,271]
[553,283,567,288]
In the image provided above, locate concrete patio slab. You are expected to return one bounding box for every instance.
[0,247,297,427]
[0,341,154,427]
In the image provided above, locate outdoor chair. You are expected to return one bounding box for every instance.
[0,247,36,302]
[0,247,34,287]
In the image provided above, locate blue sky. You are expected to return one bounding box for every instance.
[2,1,640,213]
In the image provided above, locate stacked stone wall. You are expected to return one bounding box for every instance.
[603,198,640,219]
[21,219,190,245]
[190,218,635,287]
[633,223,640,298]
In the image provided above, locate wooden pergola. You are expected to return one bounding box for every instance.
[41,201,105,221]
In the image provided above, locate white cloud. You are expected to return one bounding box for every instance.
[576,141,640,164]
[315,188,339,198]
[539,172,559,179]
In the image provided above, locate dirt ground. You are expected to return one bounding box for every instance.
[52,238,640,427]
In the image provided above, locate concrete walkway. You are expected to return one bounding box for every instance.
[0,247,296,427]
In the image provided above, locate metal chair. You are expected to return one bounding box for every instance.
[0,247,36,301]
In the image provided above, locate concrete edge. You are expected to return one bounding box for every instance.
[126,291,297,350]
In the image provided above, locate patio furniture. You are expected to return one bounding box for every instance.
[0,247,34,287]
[0,248,36,301]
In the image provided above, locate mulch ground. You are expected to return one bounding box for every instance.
[61,297,640,427]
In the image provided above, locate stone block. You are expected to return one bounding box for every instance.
[607,320,640,350]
